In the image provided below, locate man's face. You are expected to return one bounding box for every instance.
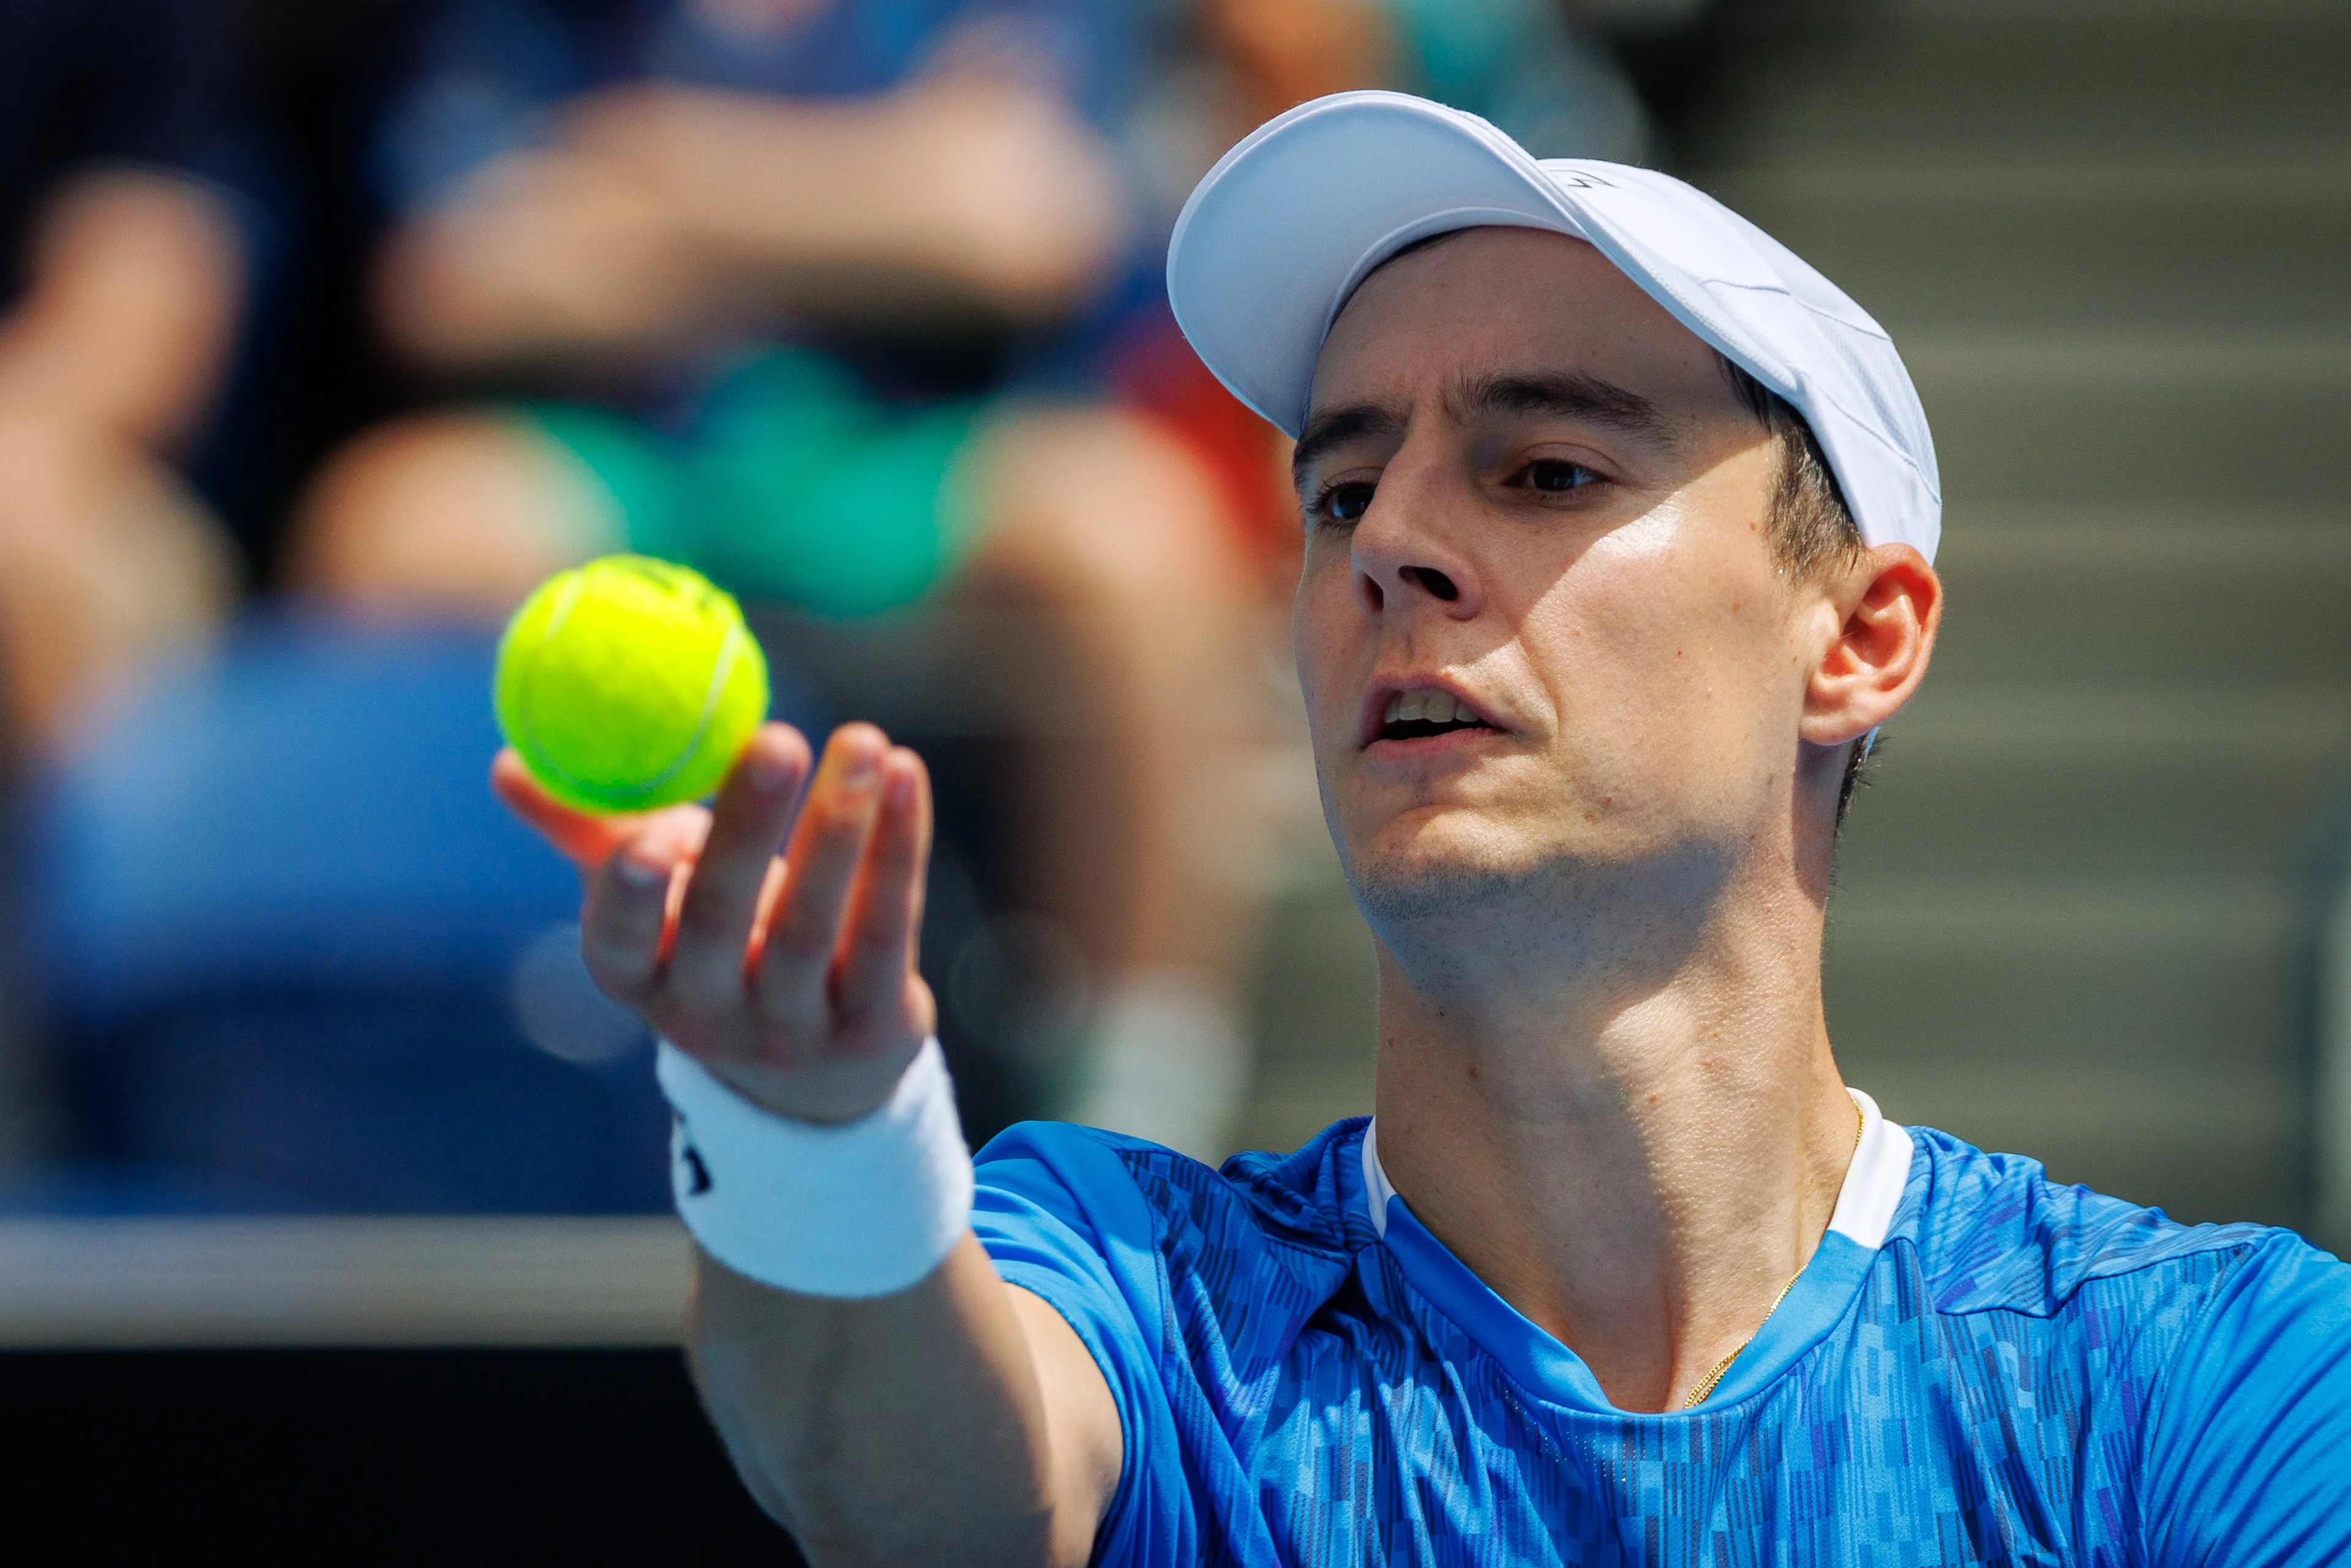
[1293,226,1820,930]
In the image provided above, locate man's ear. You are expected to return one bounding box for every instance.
[1800,543,1940,746]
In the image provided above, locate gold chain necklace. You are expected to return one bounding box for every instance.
[1679,1098,1866,1409]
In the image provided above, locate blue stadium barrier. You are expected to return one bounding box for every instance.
[18,612,827,1215]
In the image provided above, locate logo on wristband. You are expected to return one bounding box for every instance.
[674,1112,715,1195]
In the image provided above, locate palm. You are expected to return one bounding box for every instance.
[492,721,936,1123]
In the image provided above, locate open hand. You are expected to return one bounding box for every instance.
[493,721,936,1124]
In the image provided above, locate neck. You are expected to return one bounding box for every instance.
[1367,855,1856,1413]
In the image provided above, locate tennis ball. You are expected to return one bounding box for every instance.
[496,554,769,814]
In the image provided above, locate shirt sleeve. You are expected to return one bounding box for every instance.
[2140,1231,2351,1565]
[969,1120,1193,1566]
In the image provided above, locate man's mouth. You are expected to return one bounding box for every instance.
[1375,688,1500,743]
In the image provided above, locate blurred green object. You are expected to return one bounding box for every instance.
[525,347,987,620]
[495,554,770,813]
[1383,0,1653,164]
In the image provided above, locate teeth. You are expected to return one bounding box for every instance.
[1383,689,1472,726]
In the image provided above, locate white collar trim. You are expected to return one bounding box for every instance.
[1360,1117,1400,1236]
[1823,1087,1912,1248]
[1361,1087,1913,1250]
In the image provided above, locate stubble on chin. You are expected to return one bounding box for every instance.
[1341,814,1544,937]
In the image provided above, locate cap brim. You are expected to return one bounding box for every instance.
[1168,92,1593,440]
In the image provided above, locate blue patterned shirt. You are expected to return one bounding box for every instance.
[972,1094,2351,1565]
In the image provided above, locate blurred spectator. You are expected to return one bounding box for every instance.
[285,0,1269,1157]
[273,0,1652,1161]
[22,617,833,1214]
[0,0,247,749]
[1117,0,1654,593]
[1196,0,1647,164]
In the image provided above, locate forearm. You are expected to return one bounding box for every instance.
[382,78,1122,370]
[370,148,713,374]
[689,1234,1067,1567]
[497,728,1117,1561]
[576,81,1126,323]
[0,170,242,448]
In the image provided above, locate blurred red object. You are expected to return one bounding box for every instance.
[1110,307,1298,582]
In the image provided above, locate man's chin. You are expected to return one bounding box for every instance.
[1342,833,1542,930]
[1337,805,1668,932]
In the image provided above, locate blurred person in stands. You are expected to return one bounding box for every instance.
[1180,0,1648,169]
[0,0,245,749]
[285,0,1265,1157]
[1117,0,1654,596]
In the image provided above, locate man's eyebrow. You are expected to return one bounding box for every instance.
[1292,373,1678,482]
[1449,370,1678,445]
[1291,402,1404,483]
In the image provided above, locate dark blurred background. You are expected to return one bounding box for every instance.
[0,0,2344,1556]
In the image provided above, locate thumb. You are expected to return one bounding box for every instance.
[491,748,710,871]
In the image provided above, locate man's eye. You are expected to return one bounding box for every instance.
[1317,481,1376,523]
[1523,459,1597,493]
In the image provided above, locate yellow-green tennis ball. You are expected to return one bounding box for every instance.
[495,555,769,814]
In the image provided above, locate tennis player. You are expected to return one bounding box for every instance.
[498,93,2351,1564]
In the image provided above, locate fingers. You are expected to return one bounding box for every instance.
[567,723,797,1010]
[833,748,933,1030]
[666,724,813,1005]
[580,842,677,1007]
[579,798,711,1003]
[752,724,893,1027]
[563,719,931,1069]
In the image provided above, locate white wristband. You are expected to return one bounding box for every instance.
[656,1038,974,1298]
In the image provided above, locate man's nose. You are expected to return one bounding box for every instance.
[1349,462,1482,621]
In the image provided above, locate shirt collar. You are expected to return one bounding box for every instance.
[1362,1087,1910,1247]
[1360,1089,1918,1413]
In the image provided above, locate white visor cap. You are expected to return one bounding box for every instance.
[1166,91,1941,563]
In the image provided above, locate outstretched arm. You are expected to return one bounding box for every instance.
[0,168,243,447]
[497,722,1120,1566]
